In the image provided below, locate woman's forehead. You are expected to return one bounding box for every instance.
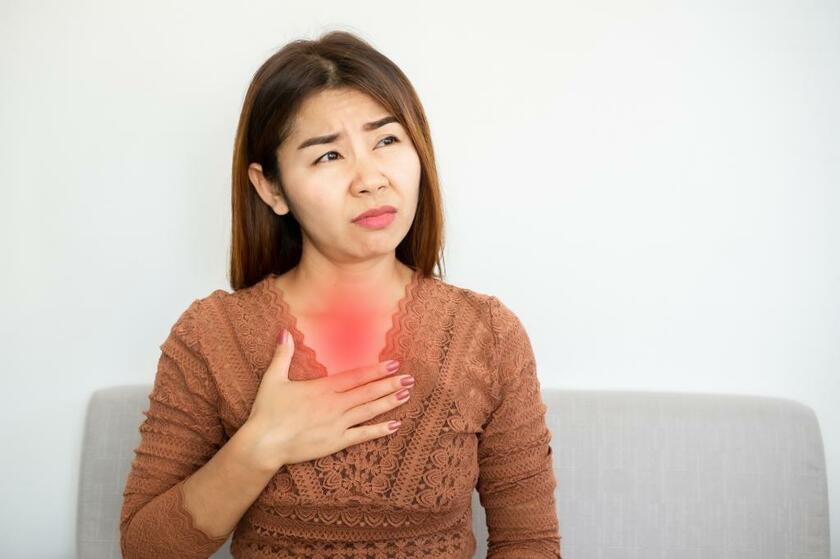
[295,88,386,129]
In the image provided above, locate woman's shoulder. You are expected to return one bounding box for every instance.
[423,276,529,352]
[165,276,275,344]
[428,275,521,326]
[420,274,493,319]
[198,275,274,312]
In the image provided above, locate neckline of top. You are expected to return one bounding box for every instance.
[262,268,424,377]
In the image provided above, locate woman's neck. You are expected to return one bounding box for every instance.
[276,261,414,317]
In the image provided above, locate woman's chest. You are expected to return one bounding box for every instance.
[252,350,495,514]
[293,313,398,376]
[249,374,488,522]
[213,333,496,516]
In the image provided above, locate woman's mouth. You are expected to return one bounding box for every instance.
[353,212,396,229]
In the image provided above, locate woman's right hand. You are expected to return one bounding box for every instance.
[242,328,415,472]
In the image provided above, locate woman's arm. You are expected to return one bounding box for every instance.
[119,299,277,558]
[476,295,562,559]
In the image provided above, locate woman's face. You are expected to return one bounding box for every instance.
[254,87,421,264]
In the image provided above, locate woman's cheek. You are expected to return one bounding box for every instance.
[387,149,421,184]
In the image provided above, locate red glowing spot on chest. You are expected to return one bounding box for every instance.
[299,290,394,371]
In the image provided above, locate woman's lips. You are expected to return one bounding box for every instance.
[353,211,396,229]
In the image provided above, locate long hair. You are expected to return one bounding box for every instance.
[229,30,446,291]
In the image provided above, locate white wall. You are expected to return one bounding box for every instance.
[1,0,837,556]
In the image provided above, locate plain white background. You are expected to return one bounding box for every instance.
[1,0,837,556]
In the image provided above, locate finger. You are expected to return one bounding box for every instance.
[264,328,295,383]
[342,387,410,427]
[340,371,411,410]
[328,360,400,393]
[344,419,401,446]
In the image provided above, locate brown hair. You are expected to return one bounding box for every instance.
[228,30,447,291]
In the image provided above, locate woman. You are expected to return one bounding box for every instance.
[120,30,561,559]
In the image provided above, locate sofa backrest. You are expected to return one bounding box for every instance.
[77,386,830,558]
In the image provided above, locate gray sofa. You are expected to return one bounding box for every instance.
[78,387,831,558]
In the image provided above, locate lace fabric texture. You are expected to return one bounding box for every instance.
[120,272,562,558]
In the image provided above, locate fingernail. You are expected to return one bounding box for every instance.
[277,329,288,345]
[386,360,400,372]
[388,420,402,431]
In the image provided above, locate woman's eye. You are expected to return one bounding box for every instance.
[315,151,341,164]
[380,135,400,147]
[314,135,400,165]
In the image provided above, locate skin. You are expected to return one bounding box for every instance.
[249,87,422,373]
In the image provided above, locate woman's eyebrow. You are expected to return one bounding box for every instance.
[296,115,399,150]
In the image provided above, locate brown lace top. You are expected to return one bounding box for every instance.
[120,271,562,558]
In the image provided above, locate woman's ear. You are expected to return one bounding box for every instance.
[248,162,290,216]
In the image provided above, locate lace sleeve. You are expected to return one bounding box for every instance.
[477,295,562,558]
[120,298,230,559]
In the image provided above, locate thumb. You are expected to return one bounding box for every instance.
[268,328,295,382]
